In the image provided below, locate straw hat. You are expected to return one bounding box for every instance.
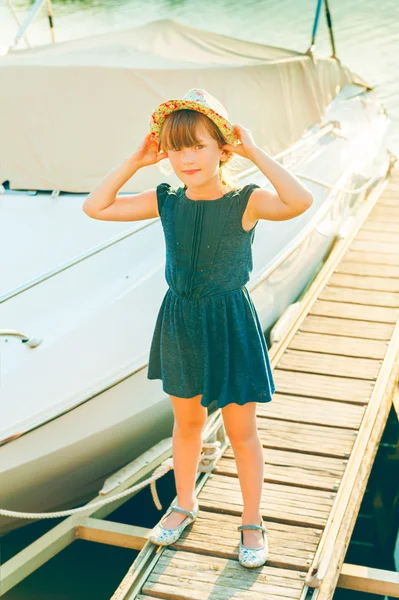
[149,88,240,146]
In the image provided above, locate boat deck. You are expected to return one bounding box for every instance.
[115,169,399,600]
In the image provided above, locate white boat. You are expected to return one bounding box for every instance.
[0,19,392,536]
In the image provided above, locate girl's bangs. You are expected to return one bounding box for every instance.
[160,110,213,150]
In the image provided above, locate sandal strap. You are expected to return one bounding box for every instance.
[169,504,197,519]
[237,524,267,533]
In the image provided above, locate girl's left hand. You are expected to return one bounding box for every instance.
[222,124,258,160]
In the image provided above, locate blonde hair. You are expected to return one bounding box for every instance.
[158,109,236,193]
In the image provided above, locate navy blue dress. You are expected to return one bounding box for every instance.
[147,182,275,409]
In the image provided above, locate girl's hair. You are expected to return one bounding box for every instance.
[158,109,236,192]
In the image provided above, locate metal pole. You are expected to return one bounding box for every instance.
[6,0,31,48]
[8,0,45,51]
[309,0,324,52]
[45,0,55,43]
[324,0,337,58]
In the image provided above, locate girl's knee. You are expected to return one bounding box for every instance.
[170,393,207,433]
[221,402,258,445]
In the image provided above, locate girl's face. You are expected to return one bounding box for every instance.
[166,127,229,187]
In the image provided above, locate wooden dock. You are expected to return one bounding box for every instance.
[112,168,399,600]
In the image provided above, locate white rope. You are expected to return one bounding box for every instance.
[198,440,223,472]
[0,441,224,520]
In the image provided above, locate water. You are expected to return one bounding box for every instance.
[1,1,398,598]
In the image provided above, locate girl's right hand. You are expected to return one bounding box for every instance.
[131,133,169,168]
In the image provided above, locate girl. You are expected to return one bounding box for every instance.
[83,88,313,568]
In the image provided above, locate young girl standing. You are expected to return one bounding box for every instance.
[83,88,313,568]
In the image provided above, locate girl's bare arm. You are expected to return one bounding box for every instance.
[247,147,313,222]
[82,134,168,222]
[222,125,313,222]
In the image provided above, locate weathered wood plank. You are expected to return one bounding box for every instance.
[357,229,399,243]
[257,393,365,429]
[373,197,399,207]
[309,299,399,323]
[256,418,357,457]
[76,518,150,549]
[319,285,399,308]
[361,218,399,230]
[287,330,387,359]
[338,562,399,596]
[350,240,399,254]
[223,446,346,477]
[276,349,382,380]
[198,474,334,528]
[142,549,306,600]
[273,369,374,403]
[216,449,345,492]
[327,272,399,293]
[342,249,399,266]
[171,510,321,570]
[369,206,399,218]
[299,314,395,340]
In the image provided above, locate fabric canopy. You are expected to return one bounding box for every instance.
[0,18,357,192]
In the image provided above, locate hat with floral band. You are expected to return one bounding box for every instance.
[149,88,240,147]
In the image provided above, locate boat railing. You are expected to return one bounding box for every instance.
[0,329,41,347]
[0,121,340,306]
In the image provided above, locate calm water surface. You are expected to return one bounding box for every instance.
[0,1,398,598]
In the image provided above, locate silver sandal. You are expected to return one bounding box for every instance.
[237,521,268,568]
[149,500,199,546]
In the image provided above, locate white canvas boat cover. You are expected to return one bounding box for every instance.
[0,18,358,192]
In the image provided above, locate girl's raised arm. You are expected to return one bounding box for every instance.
[82,133,168,222]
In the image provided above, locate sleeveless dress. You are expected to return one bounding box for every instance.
[147,182,275,410]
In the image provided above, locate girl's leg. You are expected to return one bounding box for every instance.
[221,401,265,548]
[160,393,207,529]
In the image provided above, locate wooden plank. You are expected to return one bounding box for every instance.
[276,349,382,380]
[273,370,374,403]
[337,260,399,277]
[256,393,365,429]
[76,518,150,550]
[216,447,346,491]
[357,229,399,243]
[338,563,399,596]
[342,248,399,266]
[361,220,399,232]
[367,213,399,224]
[350,240,399,254]
[374,197,399,207]
[327,272,399,293]
[142,549,306,599]
[199,474,334,528]
[369,206,399,218]
[256,419,357,458]
[309,299,399,323]
[319,285,399,308]
[299,314,395,340]
[171,510,321,570]
[223,446,346,477]
[287,331,387,360]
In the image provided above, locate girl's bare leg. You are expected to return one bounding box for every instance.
[160,393,207,529]
[221,402,265,548]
